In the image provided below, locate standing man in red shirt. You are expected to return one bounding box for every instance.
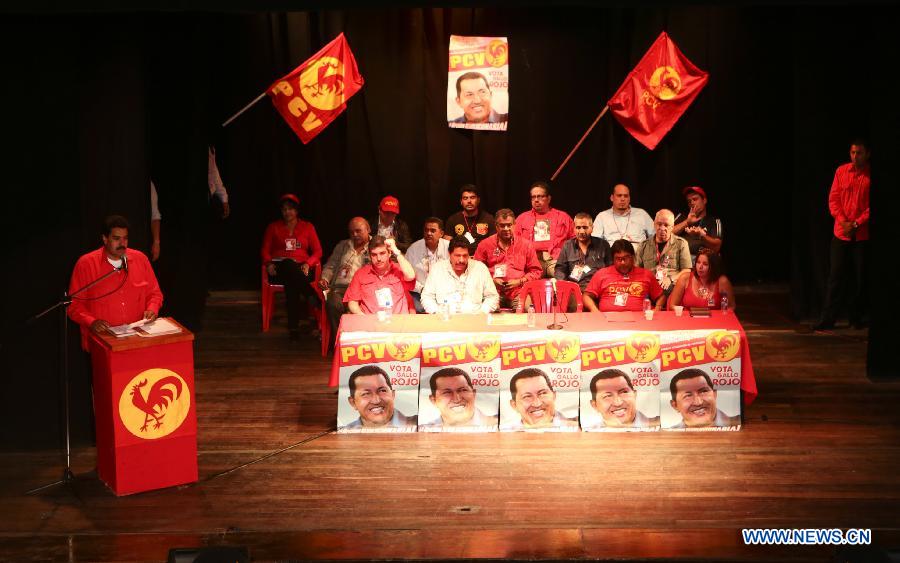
[68,215,163,347]
[474,209,542,311]
[814,140,871,330]
[583,239,664,313]
[344,236,416,315]
[514,181,575,277]
[261,194,323,339]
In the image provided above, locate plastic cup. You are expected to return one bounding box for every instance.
[674,306,684,317]
[644,309,654,320]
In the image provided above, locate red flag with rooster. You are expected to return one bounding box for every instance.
[267,33,365,144]
[608,32,708,150]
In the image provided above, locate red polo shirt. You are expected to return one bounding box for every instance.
[343,263,414,314]
[261,219,323,265]
[514,208,574,258]
[584,265,663,312]
[829,163,870,241]
[473,234,542,299]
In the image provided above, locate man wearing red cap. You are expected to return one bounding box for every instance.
[673,186,723,264]
[261,194,323,339]
[372,195,412,254]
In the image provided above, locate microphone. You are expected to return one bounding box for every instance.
[550,277,558,303]
[547,277,563,330]
[121,254,128,272]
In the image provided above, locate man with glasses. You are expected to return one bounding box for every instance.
[514,181,575,277]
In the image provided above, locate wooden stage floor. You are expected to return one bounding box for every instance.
[2,287,899,562]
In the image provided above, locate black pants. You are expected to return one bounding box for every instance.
[820,237,867,326]
[269,260,316,330]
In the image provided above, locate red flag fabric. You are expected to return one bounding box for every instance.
[267,33,364,144]
[608,32,708,150]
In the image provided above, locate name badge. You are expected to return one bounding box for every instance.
[375,287,393,309]
[494,264,507,278]
[533,219,551,242]
[570,265,584,281]
[614,292,628,307]
[339,266,350,279]
[655,267,665,281]
[285,238,297,251]
[464,232,476,244]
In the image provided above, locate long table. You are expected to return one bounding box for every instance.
[331,310,757,406]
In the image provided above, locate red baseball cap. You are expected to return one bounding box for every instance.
[682,186,707,199]
[279,193,300,206]
[380,195,400,213]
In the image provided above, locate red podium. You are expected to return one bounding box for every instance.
[88,318,197,496]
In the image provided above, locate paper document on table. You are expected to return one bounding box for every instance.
[108,319,149,337]
[603,311,638,322]
[136,318,181,337]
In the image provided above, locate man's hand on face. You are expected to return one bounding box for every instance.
[384,238,399,256]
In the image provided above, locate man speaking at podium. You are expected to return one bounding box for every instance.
[68,215,163,345]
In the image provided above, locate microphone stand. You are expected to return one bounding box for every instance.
[547,281,563,330]
[26,263,125,494]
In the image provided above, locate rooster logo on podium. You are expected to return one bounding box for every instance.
[119,369,191,439]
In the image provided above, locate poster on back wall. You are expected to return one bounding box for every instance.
[659,329,742,431]
[448,35,509,131]
[499,331,581,432]
[418,333,501,432]
[337,332,421,433]
[580,331,661,432]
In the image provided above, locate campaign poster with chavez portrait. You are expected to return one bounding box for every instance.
[447,35,509,131]
[659,329,742,431]
[418,333,501,433]
[499,331,581,432]
[337,332,421,433]
[579,331,661,432]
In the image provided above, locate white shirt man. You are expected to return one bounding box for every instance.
[592,183,655,250]
[405,219,451,294]
[421,238,499,314]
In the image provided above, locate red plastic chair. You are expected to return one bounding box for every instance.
[516,279,583,313]
[261,262,322,336]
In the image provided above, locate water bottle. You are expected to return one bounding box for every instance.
[381,305,392,323]
[642,298,651,312]
[441,299,450,321]
[720,295,729,313]
[527,304,536,328]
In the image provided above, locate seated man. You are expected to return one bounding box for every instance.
[668,368,740,429]
[420,367,498,429]
[421,237,499,314]
[444,184,495,255]
[635,209,691,299]
[343,236,416,315]
[371,195,412,253]
[584,369,659,430]
[68,215,163,347]
[592,183,655,250]
[473,209,542,311]
[514,181,574,277]
[554,212,612,311]
[319,217,371,336]
[405,217,450,313]
[342,365,416,430]
[583,239,664,312]
[673,186,723,263]
[507,368,578,430]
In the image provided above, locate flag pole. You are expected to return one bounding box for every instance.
[550,104,610,181]
[222,91,268,128]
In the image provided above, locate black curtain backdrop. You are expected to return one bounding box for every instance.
[1,5,895,450]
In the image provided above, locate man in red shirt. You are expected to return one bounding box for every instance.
[815,139,871,330]
[474,209,542,311]
[583,239,664,313]
[514,181,575,277]
[68,215,163,348]
[344,236,416,315]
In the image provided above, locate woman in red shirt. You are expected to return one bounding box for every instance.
[261,194,323,339]
[668,253,736,311]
